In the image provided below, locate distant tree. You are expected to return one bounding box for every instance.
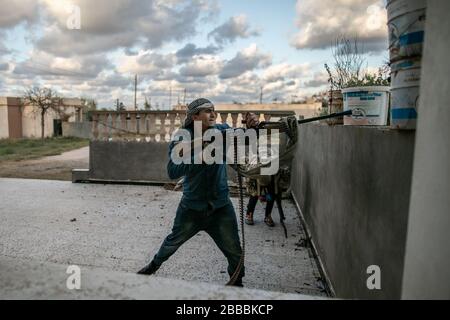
[144,97,151,110]
[23,87,61,140]
[81,98,97,111]
[80,98,97,121]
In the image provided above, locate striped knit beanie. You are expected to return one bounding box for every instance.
[183,98,215,128]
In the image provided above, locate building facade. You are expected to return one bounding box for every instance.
[0,96,83,139]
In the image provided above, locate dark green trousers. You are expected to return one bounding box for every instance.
[152,200,245,282]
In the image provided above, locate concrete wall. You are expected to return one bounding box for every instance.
[401,0,450,299]
[62,121,92,139]
[86,139,238,184]
[7,99,22,139]
[21,105,56,138]
[0,105,8,139]
[0,96,82,139]
[21,105,79,138]
[89,140,175,183]
[291,124,415,299]
[0,98,22,139]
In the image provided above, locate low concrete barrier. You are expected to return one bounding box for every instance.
[89,140,174,183]
[72,140,239,185]
[291,124,415,299]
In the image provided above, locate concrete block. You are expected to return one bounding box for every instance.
[72,169,89,183]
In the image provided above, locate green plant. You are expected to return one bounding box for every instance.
[324,37,391,89]
[0,148,14,155]
[345,67,390,87]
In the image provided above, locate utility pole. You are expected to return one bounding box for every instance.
[183,88,187,105]
[134,74,137,110]
[260,86,263,104]
[169,86,172,109]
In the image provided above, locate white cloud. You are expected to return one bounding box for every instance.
[303,71,329,88]
[117,51,176,76]
[0,0,38,28]
[262,63,310,83]
[263,81,286,92]
[208,14,260,45]
[0,62,9,71]
[179,55,223,77]
[219,44,272,79]
[13,50,112,79]
[1,1,351,106]
[175,43,220,63]
[87,72,131,90]
[291,0,388,53]
[0,42,9,56]
[36,0,216,56]
[222,71,262,99]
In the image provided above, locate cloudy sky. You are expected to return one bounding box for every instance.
[0,0,389,109]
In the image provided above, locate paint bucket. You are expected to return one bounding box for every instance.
[327,90,343,124]
[387,0,427,62]
[390,57,421,129]
[342,86,390,126]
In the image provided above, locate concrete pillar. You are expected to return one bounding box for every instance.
[401,0,450,299]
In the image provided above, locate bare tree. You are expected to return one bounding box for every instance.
[327,37,366,89]
[23,87,61,139]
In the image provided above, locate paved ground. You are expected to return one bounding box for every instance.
[0,178,328,297]
[0,147,89,181]
[0,256,324,300]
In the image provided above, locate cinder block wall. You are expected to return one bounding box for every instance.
[89,140,239,185]
[291,124,415,299]
[89,140,175,183]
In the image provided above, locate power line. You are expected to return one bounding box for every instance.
[134,74,137,111]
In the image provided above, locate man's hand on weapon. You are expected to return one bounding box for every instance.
[175,114,259,160]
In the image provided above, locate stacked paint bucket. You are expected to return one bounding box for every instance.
[387,0,427,129]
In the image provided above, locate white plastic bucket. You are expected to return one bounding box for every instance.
[390,58,421,129]
[387,0,426,62]
[342,86,390,126]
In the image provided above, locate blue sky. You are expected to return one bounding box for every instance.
[0,0,388,109]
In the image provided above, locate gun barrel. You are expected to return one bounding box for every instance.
[252,110,352,130]
[297,110,352,124]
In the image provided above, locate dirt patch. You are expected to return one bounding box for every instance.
[0,159,88,181]
[0,147,89,181]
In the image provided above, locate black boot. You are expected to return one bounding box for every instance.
[230,279,244,287]
[137,261,160,275]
